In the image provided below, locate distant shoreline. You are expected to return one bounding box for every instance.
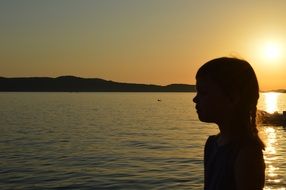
[0,76,196,92]
[0,76,285,93]
[262,90,286,93]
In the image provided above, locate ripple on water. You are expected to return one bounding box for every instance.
[0,93,286,189]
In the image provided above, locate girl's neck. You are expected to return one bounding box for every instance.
[217,132,231,146]
[217,122,233,146]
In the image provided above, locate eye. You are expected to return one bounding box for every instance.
[196,83,208,96]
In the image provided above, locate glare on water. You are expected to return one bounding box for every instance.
[264,92,280,114]
[0,92,285,189]
[262,126,286,190]
[263,128,280,182]
[258,93,286,190]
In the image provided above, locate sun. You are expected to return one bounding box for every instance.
[262,42,282,61]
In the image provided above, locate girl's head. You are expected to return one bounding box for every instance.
[193,57,263,147]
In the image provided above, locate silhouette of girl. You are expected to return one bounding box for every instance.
[193,57,265,190]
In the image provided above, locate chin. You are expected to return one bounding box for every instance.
[198,114,215,123]
[199,118,213,123]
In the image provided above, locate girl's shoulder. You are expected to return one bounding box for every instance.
[234,141,265,189]
[237,139,264,159]
[238,136,264,151]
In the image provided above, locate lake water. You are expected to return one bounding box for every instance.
[0,92,285,189]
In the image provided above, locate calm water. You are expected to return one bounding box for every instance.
[0,92,285,189]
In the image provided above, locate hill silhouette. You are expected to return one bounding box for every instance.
[0,76,196,92]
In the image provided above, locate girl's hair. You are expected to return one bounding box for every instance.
[196,57,265,149]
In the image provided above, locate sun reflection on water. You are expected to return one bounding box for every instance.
[264,92,280,113]
[260,92,286,190]
[262,127,284,190]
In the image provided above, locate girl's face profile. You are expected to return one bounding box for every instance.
[193,76,233,124]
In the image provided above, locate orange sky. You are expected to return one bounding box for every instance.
[0,1,286,90]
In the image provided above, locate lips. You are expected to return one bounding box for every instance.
[195,106,199,112]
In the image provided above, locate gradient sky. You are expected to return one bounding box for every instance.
[1,0,286,90]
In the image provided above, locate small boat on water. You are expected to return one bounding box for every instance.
[257,110,286,126]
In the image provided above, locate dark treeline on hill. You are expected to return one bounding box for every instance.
[0,76,196,92]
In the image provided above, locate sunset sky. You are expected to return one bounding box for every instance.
[1,0,286,90]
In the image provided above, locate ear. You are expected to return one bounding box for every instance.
[227,93,241,107]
